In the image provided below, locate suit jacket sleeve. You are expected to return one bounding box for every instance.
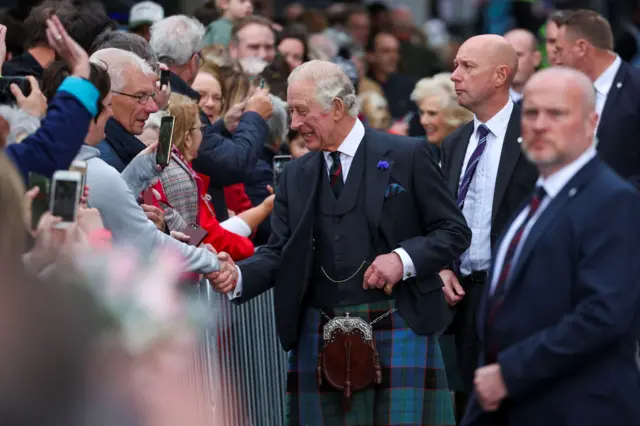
[397,140,471,277]
[192,111,268,187]
[233,162,292,302]
[499,189,640,399]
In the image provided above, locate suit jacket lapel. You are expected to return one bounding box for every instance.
[297,152,323,223]
[448,122,474,195]
[597,61,628,142]
[492,105,523,223]
[505,158,600,295]
[364,130,392,247]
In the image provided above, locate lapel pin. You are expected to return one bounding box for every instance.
[517,137,523,144]
[617,82,623,89]
[568,188,577,197]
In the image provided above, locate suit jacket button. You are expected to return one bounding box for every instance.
[334,217,340,224]
[334,235,341,242]
[335,255,342,261]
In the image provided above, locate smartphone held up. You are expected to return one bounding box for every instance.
[50,170,82,228]
[156,115,175,168]
[272,155,292,188]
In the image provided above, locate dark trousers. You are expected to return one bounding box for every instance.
[450,271,488,424]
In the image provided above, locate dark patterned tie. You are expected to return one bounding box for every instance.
[485,185,547,363]
[457,124,490,209]
[329,151,344,198]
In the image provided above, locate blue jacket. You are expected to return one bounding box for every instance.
[244,145,276,245]
[463,159,640,426]
[4,76,98,182]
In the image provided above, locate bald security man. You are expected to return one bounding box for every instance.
[504,29,542,104]
[461,66,640,426]
[438,34,538,422]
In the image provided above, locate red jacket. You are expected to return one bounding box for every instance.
[224,183,253,215]
[150,158,254,262]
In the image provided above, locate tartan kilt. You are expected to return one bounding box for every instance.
[286,300,455,426]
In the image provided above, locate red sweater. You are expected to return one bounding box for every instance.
[224,183,253,214]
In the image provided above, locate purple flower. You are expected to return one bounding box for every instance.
[377,160,389,170]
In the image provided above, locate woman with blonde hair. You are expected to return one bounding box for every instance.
[149,94,274,262]
[411,72,472,160]
[191,61,226,124]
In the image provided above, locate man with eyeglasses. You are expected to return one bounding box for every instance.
[150,15,273,220]
[90,47,160,173]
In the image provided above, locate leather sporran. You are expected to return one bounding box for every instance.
[316,313,382,411]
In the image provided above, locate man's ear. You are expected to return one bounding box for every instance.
[332,97,345,121]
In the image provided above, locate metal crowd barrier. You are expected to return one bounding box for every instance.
[191,280,288,426]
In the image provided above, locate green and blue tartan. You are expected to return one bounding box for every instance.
[286,300,455,426]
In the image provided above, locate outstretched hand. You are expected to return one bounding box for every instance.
[207,251,238,294]
[46,14,90,79]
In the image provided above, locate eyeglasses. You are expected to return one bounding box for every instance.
[112,91,157,105]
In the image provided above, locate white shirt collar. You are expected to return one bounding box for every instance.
[593,55,622,97]
[323,118,365,160]
[509,88,523,102]
[473,99,514,139]
[536,146,597,198]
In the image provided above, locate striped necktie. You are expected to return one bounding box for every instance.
[457,124,490,209]
[329,151,344,198]
[485,185,547,363]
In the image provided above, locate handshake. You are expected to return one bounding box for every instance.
[206,250,239,294]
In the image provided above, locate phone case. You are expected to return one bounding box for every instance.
[183,223,208,247]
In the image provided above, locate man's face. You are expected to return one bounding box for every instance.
[553,26,581,69]
[370,34,399,76]
[111,66,159,135]
[505,32,541,88]
[545,21,560,65]
[287,79,338,152]
[230,23,276,63]
[347,13,370,47]
[521,77,596,170]
[450,41,500,112]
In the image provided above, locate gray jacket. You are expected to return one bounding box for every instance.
[75,145,219,274]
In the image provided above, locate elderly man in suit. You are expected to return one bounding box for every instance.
[462,66,640,426]
[438,34,538,422]
[211,60,471,425]
[554,9,640,187]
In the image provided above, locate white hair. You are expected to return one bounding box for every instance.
[411,72,473,129]
[308,34,338,61]
[266,95,288,146]
[144,111,169,130]
[0,105,41,144]
[150,15,205,66]
[90,48,153,92]
[239,57,268,76]
[288,60,358,117]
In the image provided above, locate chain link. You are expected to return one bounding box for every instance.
[317,308,398,326]
[320,261,369,283]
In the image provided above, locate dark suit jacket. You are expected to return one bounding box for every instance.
[236,127,471,350]
[463,159,640,426]
[440,103,538,247]
[595,60,640,187]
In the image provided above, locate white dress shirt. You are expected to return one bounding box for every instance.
[459,100,514,276]
[489,147,597,294]
[509,88,522,103]
[593,55,622,134]
[228,119,416,299]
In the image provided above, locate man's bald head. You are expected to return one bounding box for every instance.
[504,29,542,92]
[521,67,598,176]
[525,67,595,115]
[451,35,518,118]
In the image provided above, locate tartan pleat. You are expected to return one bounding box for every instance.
[286,300,455,426]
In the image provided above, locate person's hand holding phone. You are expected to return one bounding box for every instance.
[155,64,172,111]
[11,76,47,118]
[223,100,246,133]
[245,88,273,120]
[23,186,40,233]
[46,14,90,79]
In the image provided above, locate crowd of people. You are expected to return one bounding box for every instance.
[0,0,640,425]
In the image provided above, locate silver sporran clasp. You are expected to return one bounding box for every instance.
[322,312,373,342]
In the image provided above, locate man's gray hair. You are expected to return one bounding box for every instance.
[150,15,205,66]
[90,30,159,73]
[267,95,288,146]
[90,48,153,92]
[288,60,358,117]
